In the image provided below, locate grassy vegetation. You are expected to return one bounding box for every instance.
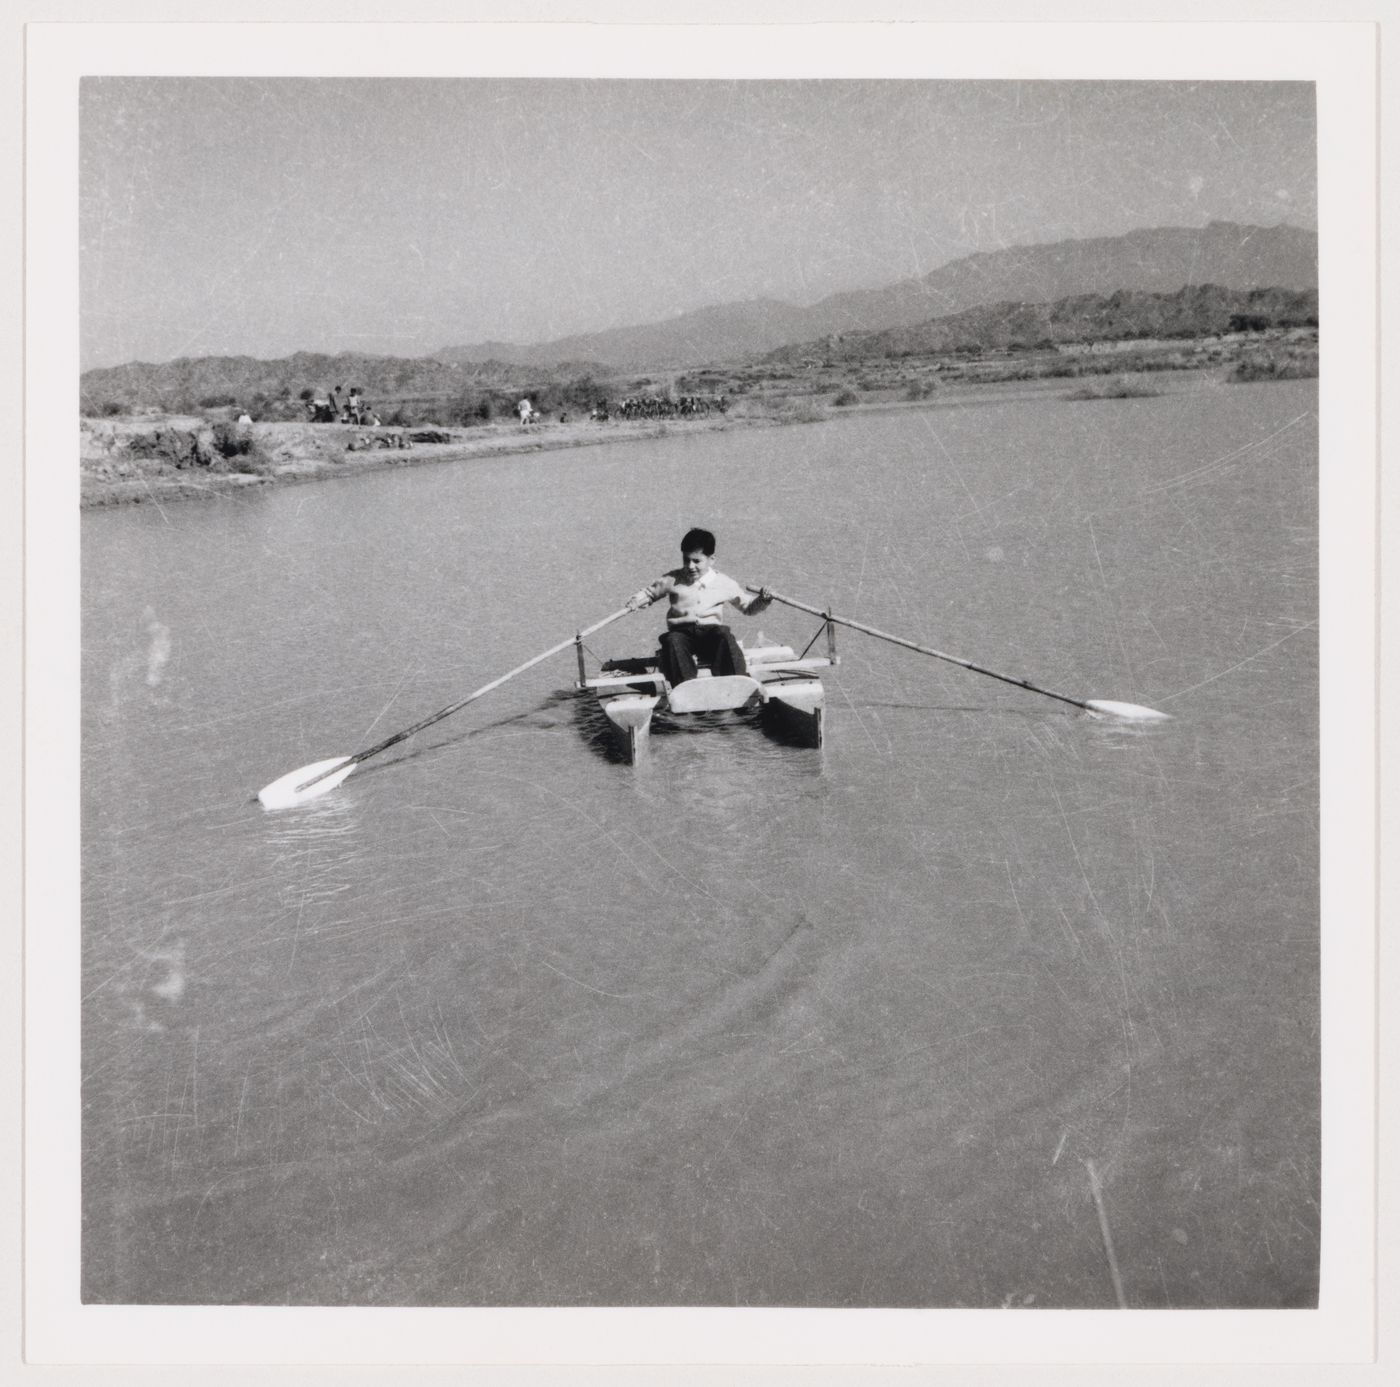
[1063,375,1163,401]
[81,317,1320,511]
[766,397,831,424]
[93,330,1318,438]
[1226,351,1319,383]
[112,328,1315,429]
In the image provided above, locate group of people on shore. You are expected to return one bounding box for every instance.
[609,394,728,420]
[518,394,730,426]
[297,388,730,431]
[306,386,379,426]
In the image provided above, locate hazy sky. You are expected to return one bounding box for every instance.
[79,79,1315,370]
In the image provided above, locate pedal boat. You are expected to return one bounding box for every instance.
[574,618,838,764]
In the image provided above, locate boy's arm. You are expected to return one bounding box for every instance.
[732,584,773,616]
[625,576,668,612]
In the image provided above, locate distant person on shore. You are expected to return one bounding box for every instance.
[517,398,534,426]
[625,528,773,687]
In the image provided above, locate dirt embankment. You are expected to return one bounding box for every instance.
[79,410,759,509]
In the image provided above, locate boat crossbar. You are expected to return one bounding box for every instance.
[750,657,838,678]
[579,656,835,696]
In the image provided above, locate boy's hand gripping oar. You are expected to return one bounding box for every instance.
[257,606,633,808]
[749,588,1168,722]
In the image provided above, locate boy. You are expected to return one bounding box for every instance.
[625,528,773,687]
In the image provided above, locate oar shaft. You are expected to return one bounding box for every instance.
[751,587,1090,713]
[349,606,632,765]
[295,607,632,793]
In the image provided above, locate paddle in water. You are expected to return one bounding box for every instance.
[257,607,633,808]
[749,588,1169,722]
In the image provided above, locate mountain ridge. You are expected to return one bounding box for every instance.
[82,281,1318,416]
[432,220,1317,369]
[763,284,1318,364]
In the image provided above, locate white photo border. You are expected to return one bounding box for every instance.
[21,16,1380,1372]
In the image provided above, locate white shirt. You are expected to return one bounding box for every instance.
[630,567,769,626]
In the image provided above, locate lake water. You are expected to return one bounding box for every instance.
[81,378,1319,1307]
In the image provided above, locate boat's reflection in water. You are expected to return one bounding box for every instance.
[570,686,826,774]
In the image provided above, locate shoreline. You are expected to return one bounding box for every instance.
[77,362,1301,511]
[80,408,779,510]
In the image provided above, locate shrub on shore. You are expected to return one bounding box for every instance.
[118,419,273,475]
[1226,353,1319,384]
[123,426,208,468]
[208,419,275,474]
[769,397,829,425]
[832,388,860,407]
[1063,375,1162,401]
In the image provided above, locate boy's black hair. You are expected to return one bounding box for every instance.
[680,527,716,556]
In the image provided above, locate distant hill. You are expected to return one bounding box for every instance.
[82,221,1318,410]
[79,350,610,416]
[763,284,1320,364]
[434,221,1317,369]
[438,297,817,374]
[792,220,1318,339]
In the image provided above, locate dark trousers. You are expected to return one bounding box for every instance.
[658,623,747,686]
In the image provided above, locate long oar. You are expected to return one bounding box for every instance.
[751,588,1168,722]
[257,606,632,808]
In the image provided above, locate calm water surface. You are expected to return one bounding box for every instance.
[82,379,1318,1306]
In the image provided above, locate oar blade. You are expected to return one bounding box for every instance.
[1084,699,1171,722]
[257,756,356,809]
